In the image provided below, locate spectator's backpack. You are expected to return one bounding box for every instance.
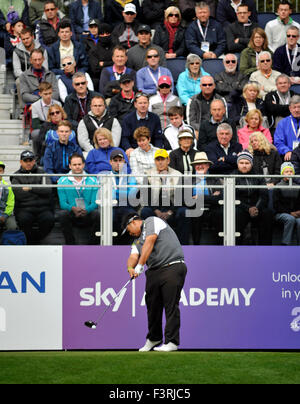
[0,230,26,245]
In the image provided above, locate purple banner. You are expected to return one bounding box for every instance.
[63,246,300,350]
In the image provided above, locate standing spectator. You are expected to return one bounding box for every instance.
[111,3,140,50]
[265,1,300,52]
[239,27,272,77]
[0,161,17,232]
[57,152,100,245]
[136,48,174,95]
[126,24,166,71]
[47,19,89,75]
[153,5,186,59]
[238,109,273,150]
[249,52,281,99]
[176,53,210,106]
[104,0,142,28]
[163,106,195,151]
[216,0,257,28]
[142,0,172,29]
[121,92,163,156]
[69,0,103,41]
[273,162,300,245]
[11,150,55,245]
[108,74,136,124]
[185,2,226,60]
[225,3,259,53]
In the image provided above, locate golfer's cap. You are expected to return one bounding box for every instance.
[121,213,141,235]
[119,74,133,84]
[124,3,136,13]
[0,161,5,169]
[20,150,35,160]
[154,149,169,159]
[137,24,151,34]
[110,149,125,160]
[158,75,172,87]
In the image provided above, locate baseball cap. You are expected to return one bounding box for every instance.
[110,149,125,160]
[119,74,133,84]
[154,149,169,159]
[137,24,151,34]
[178,129,194,139]
[20,150,35,160]
[0,161,5,169]
[121,212,141,235]
[124,3,136,13]
[158,75,172,87]
[89,18,100,26]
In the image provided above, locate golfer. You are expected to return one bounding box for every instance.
[122,212,187,352]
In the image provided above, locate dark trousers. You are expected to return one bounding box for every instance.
[236,206,273,245]
[145,263,187,345]
[16,208,55,244]
[58,209,100,245]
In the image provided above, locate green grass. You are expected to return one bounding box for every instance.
[1,351,300,384]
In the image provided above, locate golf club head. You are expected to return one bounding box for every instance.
[84,320,97,329]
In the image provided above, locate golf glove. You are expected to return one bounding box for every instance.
[134,264,144,275]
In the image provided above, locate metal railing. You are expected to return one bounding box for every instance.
[2,172,300,246]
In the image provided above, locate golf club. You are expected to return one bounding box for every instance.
[84,275,135,329]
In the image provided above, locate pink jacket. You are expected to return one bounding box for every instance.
[237,124,273,150]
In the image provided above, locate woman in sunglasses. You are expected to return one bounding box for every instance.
[136,47,174,95]
[153,6,186,59]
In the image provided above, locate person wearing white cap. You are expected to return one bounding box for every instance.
[273,162,300,245]
[111,3,140,49]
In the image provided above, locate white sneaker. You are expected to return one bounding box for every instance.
[139,339,162,352]
[154,342,178,352]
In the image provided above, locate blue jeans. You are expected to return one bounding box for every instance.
[275,213,300,245]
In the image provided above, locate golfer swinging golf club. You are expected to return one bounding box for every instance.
[122,212,187,352]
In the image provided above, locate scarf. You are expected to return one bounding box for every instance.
[164,20,180,54]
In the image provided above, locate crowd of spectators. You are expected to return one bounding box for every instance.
[1,0,300,246]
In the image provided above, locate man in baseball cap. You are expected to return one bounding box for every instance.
[20,150,35,161]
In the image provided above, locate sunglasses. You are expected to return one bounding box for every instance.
[260,59,271,63]
[50,110,61,116]
[169,13,179,17]
[159,84,171,89]
[147,54,159,59]
[134,92,149,100]
[225,60,236,64]
[45,7,56,11]
[202,83,213,87]
[190,62,200,65]
[125,11,135,15]
[287,34,298,38]
[62,61,73,67]
[74,81,87,86]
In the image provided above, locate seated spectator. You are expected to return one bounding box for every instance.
[121,92,163,156]
[129,126,159,185]
[43,120,83,183]
[47,19,89,76]
[105,148,137,244]
[13,28,48,80]
[19,48,59,108]
[108,74,136,124]
[10,150,55,245]
[4,18,24,60]
[273,26,300,84]
[57,55,94,103]
[142,0,172,29]
[225,3,258,53]
[229,82,266,126]
[77,95,121,155]
[205,122,242,174]
[43,105,77,147]
[111,3,140,50]
[176,53,210,106]
[273,161,300,245]
[163,106,195,150]
[149,75,181,129]
[190,151,223,245]
[265,1,300,53]
[82,18,101,56]
[214,53,248,102]
[126,24,166,72]
[239,27,272,77]
[36,0,68,50]
[153,5,186,59]
[249,52,281,99]
[234,150,273,245]
[178,0,217,23]
[2,0,29,30]
[216,0,257,28]
[29,0,65,27]
[265,74,295,129]
[186,75,226,137]
[104,0,142,28]
[141,148,191,245]
[197,99,237,151]
[69,0,103,41]
[85,127,130,174]
[31,82,62,154]
[274,95,300,161]
[63,71,100,130]
[169,129,197,174]
[238,109,273,150]
[185,2,226,60]
[87,23,114,89]
[99,45,136,98]
[136,47,174,95]
[248,131,282,186]
[0,161,17,232]
[57,152,100,245]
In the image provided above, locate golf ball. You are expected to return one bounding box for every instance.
[92,325,96,329]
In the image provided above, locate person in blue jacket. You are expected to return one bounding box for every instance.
[47,19,89,75]
[43,120,83,183]
[69,0,103,40]
[185,2,226,59]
